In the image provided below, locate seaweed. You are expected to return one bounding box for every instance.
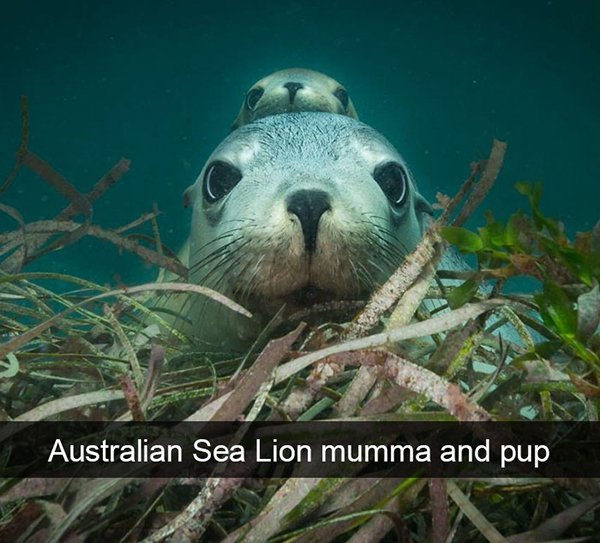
[0,108,598,542]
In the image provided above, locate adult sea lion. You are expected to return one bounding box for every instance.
[164,112,436,349]
[231,68,358,130]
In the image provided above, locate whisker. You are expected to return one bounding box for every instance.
[206,250,250,290]
[189,223,253,259]
[189,236,246,275]
[237,253,267,303]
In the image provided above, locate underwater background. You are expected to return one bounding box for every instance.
[1,0,598,285]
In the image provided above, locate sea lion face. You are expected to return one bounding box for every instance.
[186,113,431,316]
[231,68,358,130]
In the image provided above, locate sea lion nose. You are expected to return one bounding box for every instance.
[286,189,331,253]
[283,81,304,103]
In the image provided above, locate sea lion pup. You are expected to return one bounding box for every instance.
[231,68,358,130]
[161,112,435,349]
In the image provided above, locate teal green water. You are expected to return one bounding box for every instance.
[1,0,598,284]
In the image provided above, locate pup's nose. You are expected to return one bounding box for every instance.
[286,190,331,253]
[283,81,304,104]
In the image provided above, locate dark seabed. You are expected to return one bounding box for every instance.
[1,0,598,284]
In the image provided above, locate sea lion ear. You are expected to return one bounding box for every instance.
[346,98,359,120]
[230,104,246,132]
[183,185,195,208]
[414,193,434,234]
[414,193,434,216]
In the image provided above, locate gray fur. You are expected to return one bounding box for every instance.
[231,68,358,129]
[167,114,431,347]
[164,113,464,349]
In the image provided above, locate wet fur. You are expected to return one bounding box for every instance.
[165,113,433,348]
[232,68,358,129]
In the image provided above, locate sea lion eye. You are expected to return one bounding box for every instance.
[333,87,349,109]
[202,161,242,203]
[245,87,264,111]
[372,162,409,206]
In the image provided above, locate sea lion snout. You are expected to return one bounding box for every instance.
[283,81,304,104]
[286,189,331,253]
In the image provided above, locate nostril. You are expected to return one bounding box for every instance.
[286,190,331,253]
[283,81,304,104]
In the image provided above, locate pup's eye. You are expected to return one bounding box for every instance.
[333,88,349,110]
[372,162,409,206]
[245,87,264,111]
[202,161,242,203]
